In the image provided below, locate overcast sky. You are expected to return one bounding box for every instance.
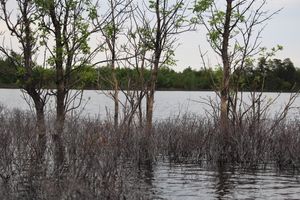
[175,0,300,71]
[0,0,299,72]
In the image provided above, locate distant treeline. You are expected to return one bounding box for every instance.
[0,57,299,92]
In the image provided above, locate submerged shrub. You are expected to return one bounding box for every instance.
[0,109,299,199]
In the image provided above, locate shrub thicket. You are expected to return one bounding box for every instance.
[0,107,300,199]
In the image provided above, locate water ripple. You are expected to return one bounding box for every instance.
[134,161,300,199]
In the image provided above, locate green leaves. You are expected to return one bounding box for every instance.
[149,0,156,9]
[233,11,245,23]
[88,5,97,20]
[193,0,213,13]
[209,10,225,26]
[103,23,118,39]
[75,66,97,89]
[208,30,220,42]
[259,45,283,59]
[34,0,54,12]
[137,27,155,50]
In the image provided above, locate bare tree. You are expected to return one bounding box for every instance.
[120,24,149,128]
[135,0,191,132]
[93,0,132,128]
[0,0,48,159]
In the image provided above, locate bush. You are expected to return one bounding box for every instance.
[0,109,299,199]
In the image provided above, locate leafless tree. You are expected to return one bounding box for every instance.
[115,4,152,128]
[134,0,191,132]
[92,0,132,128]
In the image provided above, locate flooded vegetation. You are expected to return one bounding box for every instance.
[0,106,300,199]
[1,0,299,199]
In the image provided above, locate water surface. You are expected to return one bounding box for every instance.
[1,89,300,199]
[132,161,300,199]
[1,89,299,120]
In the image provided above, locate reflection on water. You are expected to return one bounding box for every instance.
[130,160,300,200]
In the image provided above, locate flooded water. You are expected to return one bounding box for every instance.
[0,89,299,120]
[1,89,300,199]
[132,161,300,200]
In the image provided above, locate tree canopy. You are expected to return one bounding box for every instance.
[1,56,299,92]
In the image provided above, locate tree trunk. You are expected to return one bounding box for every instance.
[26,88,46,161]
[220,0,232,135]
[112,4,119,129]
[138,101,143,127]
[22,0,47,161]
[146,91,154,132]
[112,67,119,128]
[146,0,161,132]
[54,78,65,168]
[49,2,66,168]
[146,59,159,133]
[35,101,46,160]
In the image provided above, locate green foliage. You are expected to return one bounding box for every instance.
[157,67,177,89]
[239,58,299,92]
[35,0,94,68]
[0,58,18,87]
[193,0,214,13]
[149,0,156,9]
[209,10,225,26]
[103,23,118,40]
[232,11,245,23]
[15,66,55,88]
[208,30,220,44]
[72,66,97,89]
[1,56,300,91]
[259,45,283,58]
[34,0,54,11]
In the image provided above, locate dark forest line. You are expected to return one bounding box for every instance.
[1,57,299,92]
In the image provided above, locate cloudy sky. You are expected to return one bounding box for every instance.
[0,0,299,71]
[175,0,300,71]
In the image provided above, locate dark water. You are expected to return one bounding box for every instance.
[128,161,300,200]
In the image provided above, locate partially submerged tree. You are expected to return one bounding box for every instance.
[92,0,190,130]
[120,13,151,127]
[93,0,132,128]
[35,0,100,167]
[0,0,48,159]
[136,0,191,131]
[194,0,281,134]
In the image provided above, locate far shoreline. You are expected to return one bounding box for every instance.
[0,86,298,93]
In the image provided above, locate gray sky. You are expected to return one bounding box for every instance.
[0,0,299,71]
[175,0,300,71]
